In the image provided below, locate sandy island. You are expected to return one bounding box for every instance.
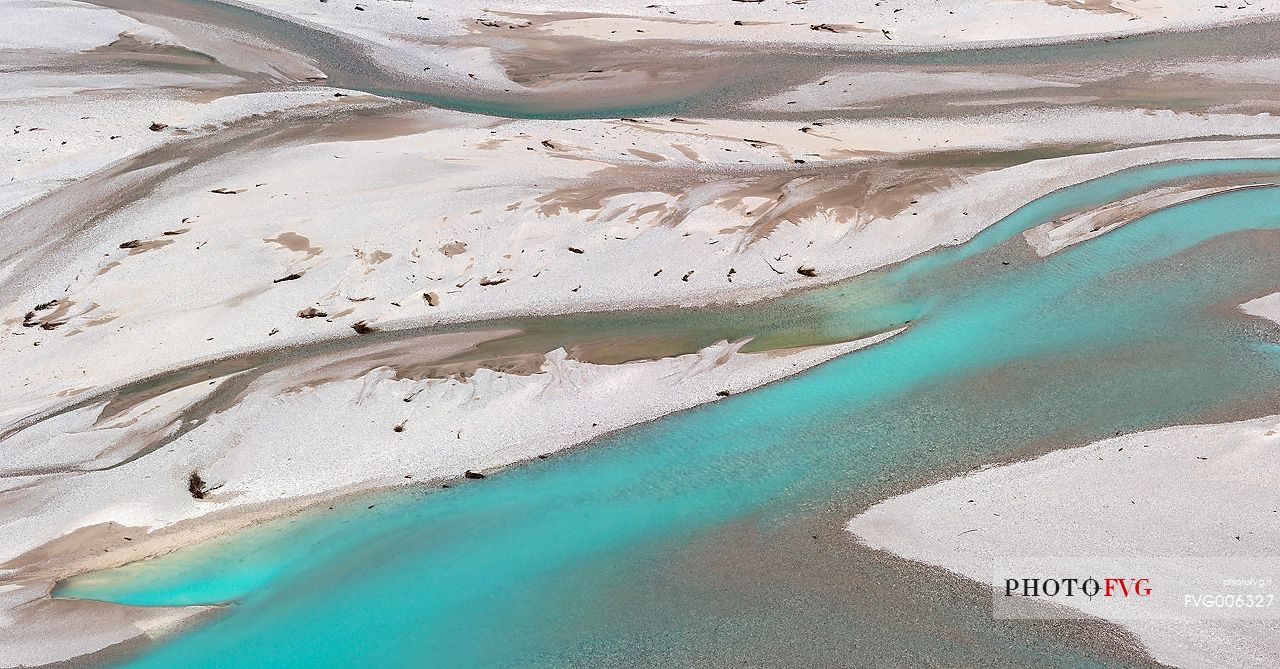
[850,297,1280,668]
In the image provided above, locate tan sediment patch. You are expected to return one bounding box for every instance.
[22,299,77,330]
[87,356,268,429]
[123,238,175,255]
[0,483,376,586]
[1043,0,1130,15]
[438,241,467,257]
[716,168,967,242]
[628,202,670,225]
[61,303,117,335]
[302,112,447,144]
[264,232,322,259]
[456,24,749,109]
[671,143,702,162]
[628,148,666,162]
[393,351,548,381]
[268,329,529,392]
[534,179,682,220]
[485,9,712,32]
[219,284,273,309]
[805,23,878,35]
[602,119,811,156]
[894,142,1126,169]
[528,158,977,242]
[80,308,117,327]
[495,38,724,92]
[80,33,245,103]
[19,300,113,334]
[0,522,145,572]
[55,386,96,398]
[93,34,220,69]
[85,0,325,82]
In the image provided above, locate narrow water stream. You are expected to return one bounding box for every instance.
[90,0,1280,120]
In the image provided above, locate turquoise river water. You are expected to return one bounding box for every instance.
[59,159,1280,667]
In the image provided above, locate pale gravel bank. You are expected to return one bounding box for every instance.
[0,0,332,218]
[848,295,1280,669]
[9,113,1280,432]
